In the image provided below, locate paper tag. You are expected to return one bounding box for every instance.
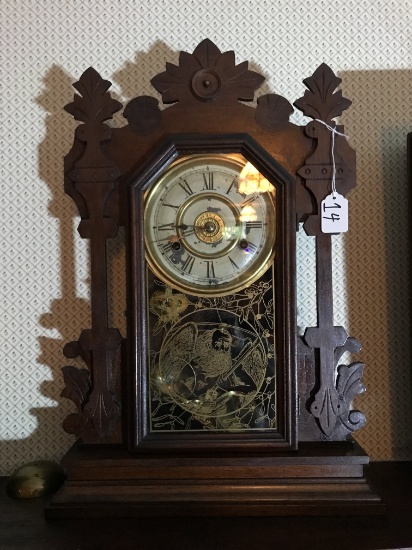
[321,192,348,233]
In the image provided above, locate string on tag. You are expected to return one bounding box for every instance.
[314,119,348,199]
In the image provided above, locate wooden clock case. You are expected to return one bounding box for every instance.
[46,40,383,517]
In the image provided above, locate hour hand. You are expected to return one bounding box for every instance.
[152,228,196,246]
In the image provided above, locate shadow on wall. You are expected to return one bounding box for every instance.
[0,44,179,473]
[340,69,412,460]
[1,66,78,473]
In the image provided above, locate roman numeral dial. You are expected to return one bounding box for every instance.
[144,155,276,296]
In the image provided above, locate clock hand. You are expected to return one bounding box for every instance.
[156,223,195,232]
[175,224,192,230]
[151,228,198,245]
[154,219,241,245]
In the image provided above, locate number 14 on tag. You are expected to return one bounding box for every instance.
[321,192,348,233]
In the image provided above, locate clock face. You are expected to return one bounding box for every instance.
[144,154,276,296]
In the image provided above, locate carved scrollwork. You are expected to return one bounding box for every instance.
[336,362,367,432]
[294,63,351,124]
[65,67,122,125]
[124,96,162,135]
[60,365,91,436]
[151,38,265,105]
[255,94,294,130]
[64,67,122,232]
[335,336,362,365]
[305,325,348,436]
[61,332,122,439]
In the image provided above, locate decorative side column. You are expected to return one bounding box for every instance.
[61,68,123,440]
[295,64,366,439]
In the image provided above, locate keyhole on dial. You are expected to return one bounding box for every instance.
[172,242,181,250]
[239,239,249,249]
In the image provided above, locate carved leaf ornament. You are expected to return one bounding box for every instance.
[123,96,162,135]
[256,94,294,128]
[65,67,122,124]
[151,38,265,104]
[294,63,351,124]
[60,365,91,435]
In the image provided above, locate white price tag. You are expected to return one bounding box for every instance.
[321,192,348,233]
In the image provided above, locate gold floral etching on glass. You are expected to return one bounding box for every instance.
[148,272,276,432]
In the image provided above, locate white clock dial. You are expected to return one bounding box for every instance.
[144,154,276,296]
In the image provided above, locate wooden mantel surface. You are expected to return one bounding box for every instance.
[1,461,412,550]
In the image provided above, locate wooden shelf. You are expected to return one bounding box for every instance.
[1,461,411,549]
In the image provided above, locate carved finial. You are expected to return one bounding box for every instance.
[294,63,351,123]
[151,38,265,105]
[65,67,122,123]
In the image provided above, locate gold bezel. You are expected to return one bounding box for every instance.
[144,154,276,297]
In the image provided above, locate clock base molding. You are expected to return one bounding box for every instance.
[46,442,384,518]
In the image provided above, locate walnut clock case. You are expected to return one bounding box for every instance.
[47,40,383,517]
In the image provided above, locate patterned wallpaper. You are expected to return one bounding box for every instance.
[1,0,412,474]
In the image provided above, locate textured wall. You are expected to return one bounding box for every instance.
[1,0,412,474]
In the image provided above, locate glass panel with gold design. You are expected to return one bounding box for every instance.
[144,154,277,433]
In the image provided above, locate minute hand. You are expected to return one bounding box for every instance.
[152,228,198,244]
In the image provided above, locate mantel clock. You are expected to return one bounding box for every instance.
[47,39,383,516]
